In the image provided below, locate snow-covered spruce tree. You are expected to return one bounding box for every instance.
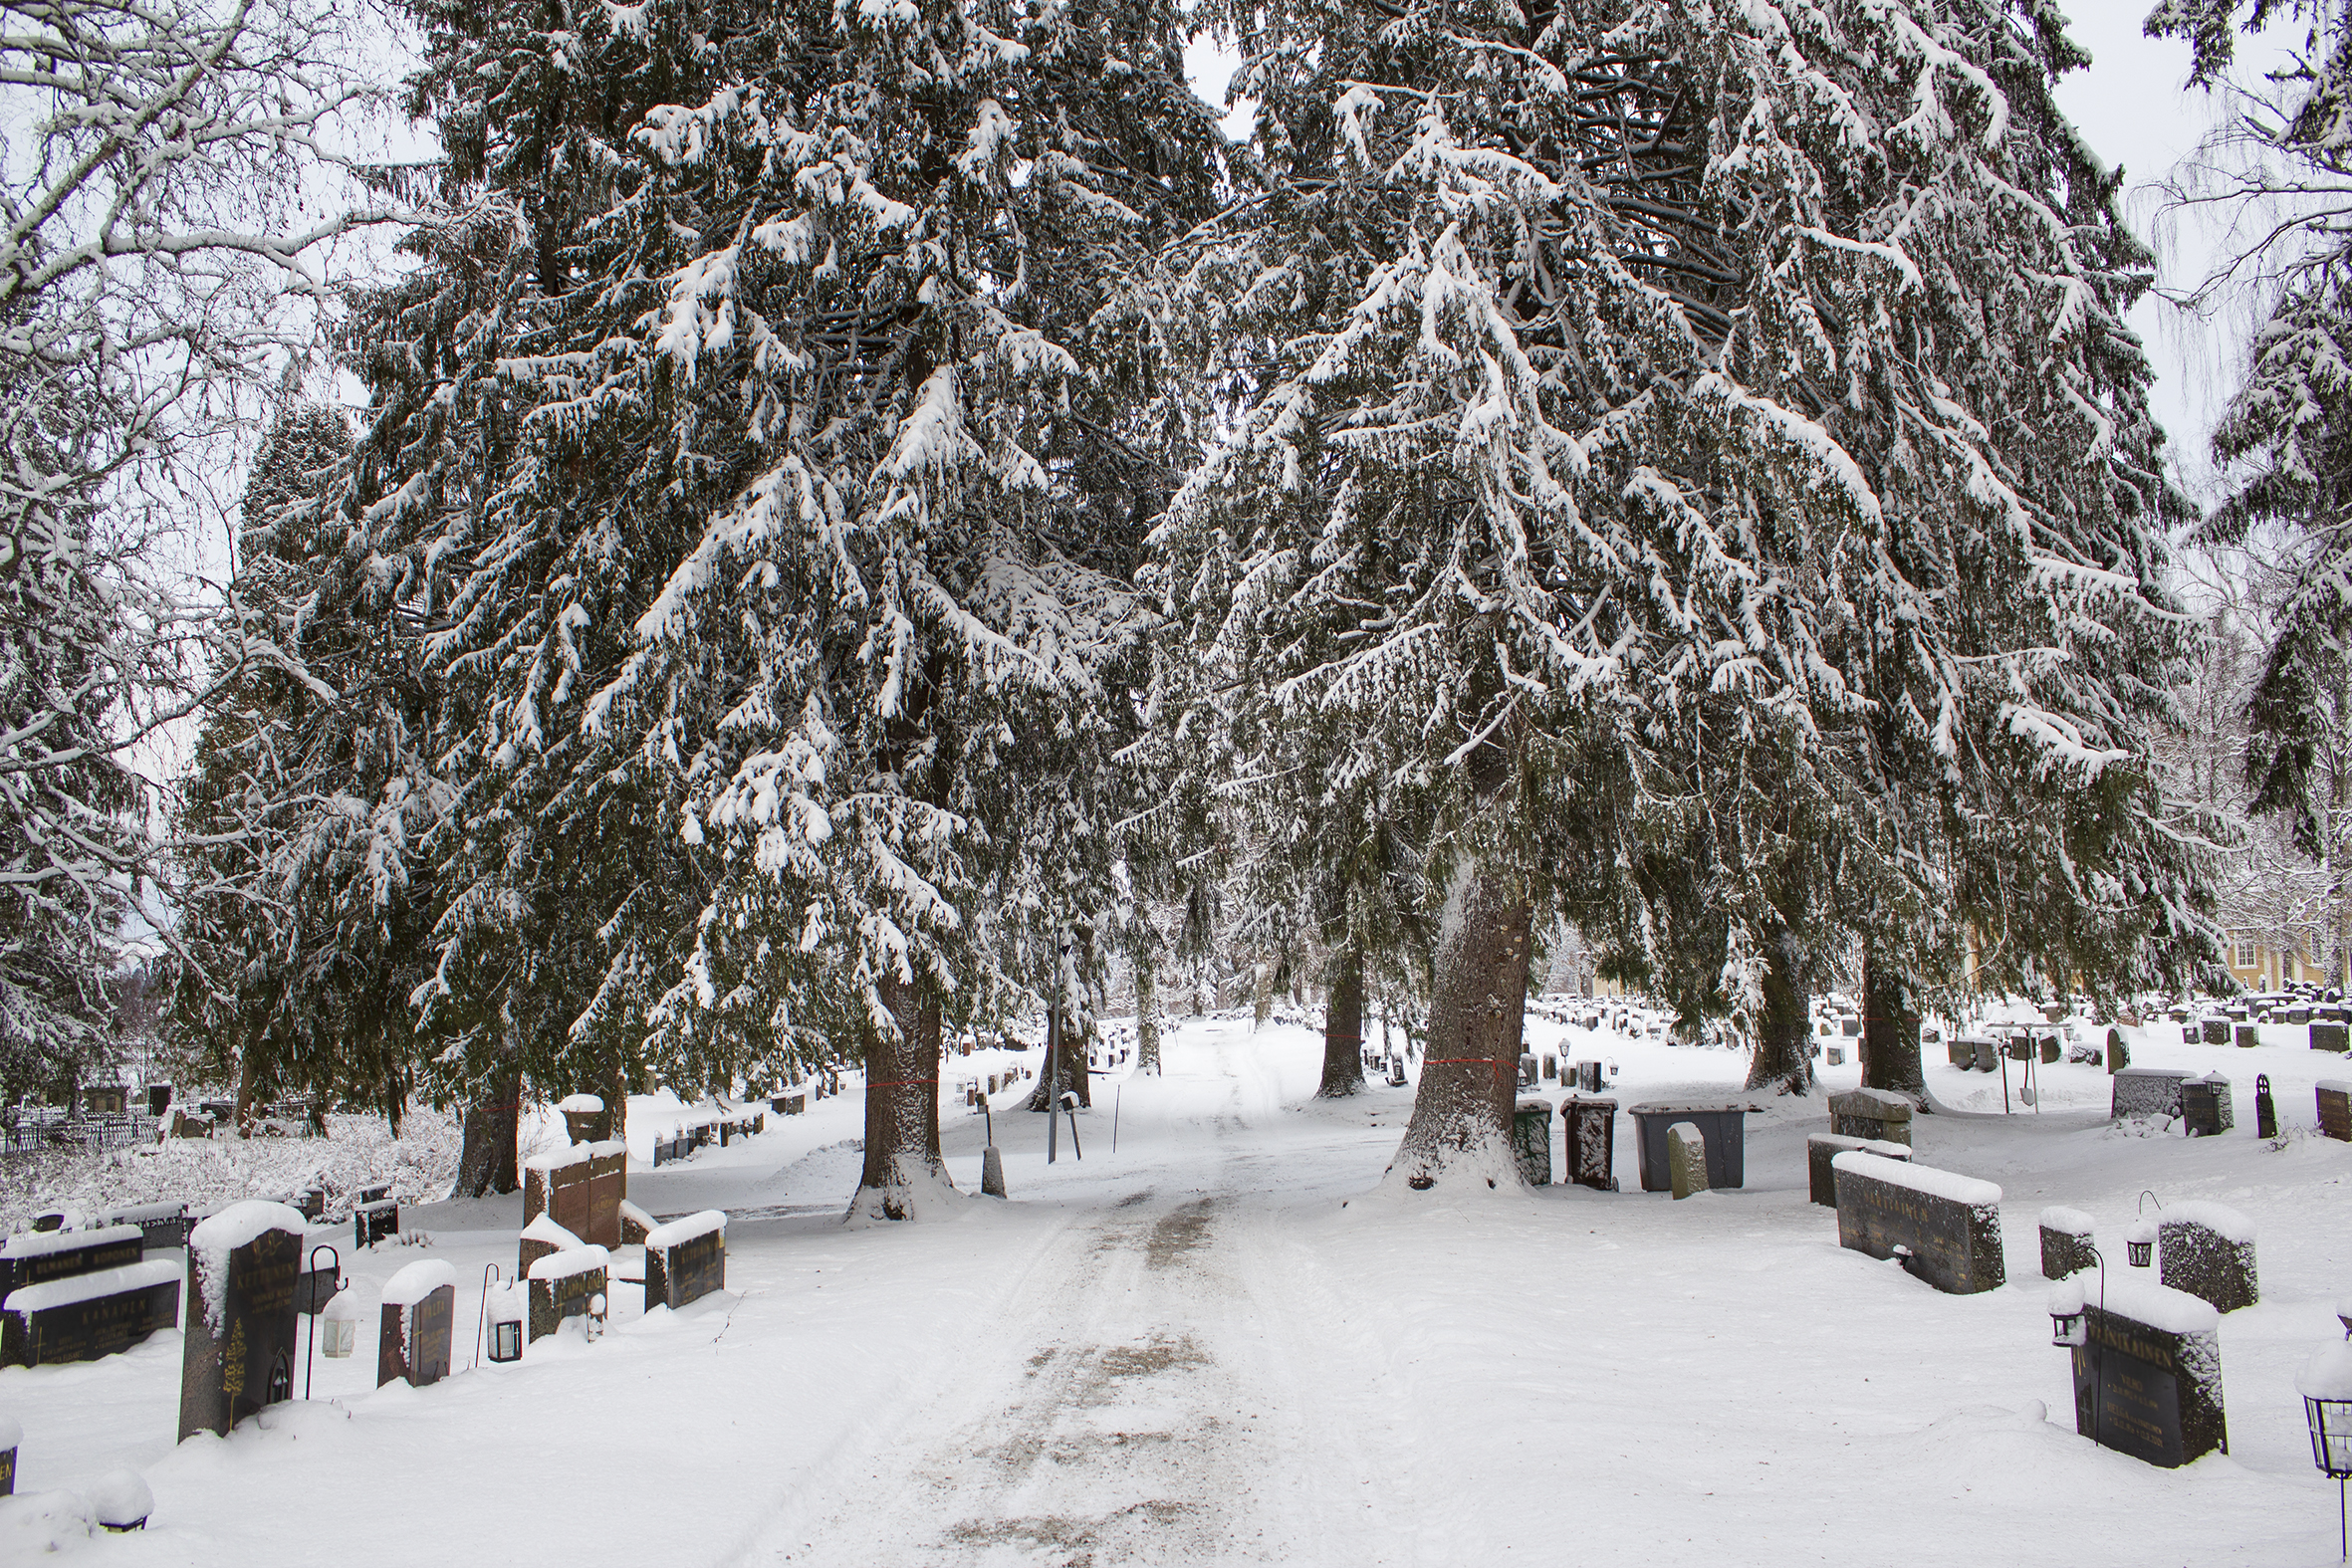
[0,0,391,1098]
[348,0,1222,1217]
[177,402,447,1138]
[2151,1,2352,912]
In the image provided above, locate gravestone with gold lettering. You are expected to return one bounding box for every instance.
[2053,1273,2227,1467]
[377,1259,457,1388]
[1831,1151,2004,1294]
[178,1202,305,1442]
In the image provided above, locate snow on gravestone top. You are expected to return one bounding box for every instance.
[2046,1271,2222,1336]
[380,1259,457,1309]
[2319,1079,2352,1094]
[556,1094,604,1114]
[0,1225,141,1260]
[520,1213,584,1248]
[188,1200,307,1334]
[1,1259,178,1315]
[2039,1206,2095,1237]
[522,1139,625,1174]
[1830,1150,2001,1211]
[2298,1342,2352,1403]
[527,1244,611,1282]
[2163,1200,2255,1244]
[642,1211,725,1252]
[0,1414,19,1450]
[1834,1087,1916,1115]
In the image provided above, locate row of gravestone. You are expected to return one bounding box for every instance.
[2117,1069,2352,1144]
[648,1110,765,1168]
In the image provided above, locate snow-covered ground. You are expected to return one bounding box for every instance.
[3,1012,2348,1564]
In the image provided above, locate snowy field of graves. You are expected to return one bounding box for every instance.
[1,1008,2349,1565]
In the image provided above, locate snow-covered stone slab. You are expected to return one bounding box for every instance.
[2038,1206,2097,1279]
[378,1260,456,1389]
[1830,1151,2004,1294]
[0,1225,143,1304]
[179,1203,305,1442]
[527,1245,610,1343]
[645,1212,726,1311]
[525,1141,626,1247]
[1828,1087,1914,1147]
[2049,1273,2228,1467]
[2158,1202,2258,1314]
[0,1258,180,1369]
[1806,1134,1908,1208]
[2110,1067,2192,1122]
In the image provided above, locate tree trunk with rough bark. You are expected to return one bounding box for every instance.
[850,978,954,1222]
[451,1062,522,1199]
[1252,958,1275,1030]
[1745,931,1816,1095]
[1388,860,1534,1190]
[1861,944,1925,1099]
[1135,952,1163,1076]
[1317,948,1366,1098]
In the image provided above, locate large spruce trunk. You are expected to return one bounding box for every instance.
[1135,952,1163,1075]
[1317,947,1366,1098]
[1745,930,1816,1095]
[451,1062,522,1198]
[850,977,954,1222]
[1861,944,1925,1098]
[1388,861,1533,1190]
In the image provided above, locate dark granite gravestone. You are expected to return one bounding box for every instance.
[98,1203,190,1252]
[1628,1103,1752,1191]
[2201,1016,2232,1045]
[2255,1074,2276,1139]
[178,1203,305,1442]
[1828,1088,1914,1148]
[2179,1080,2226,1139]
[1806,1134,1909,1207]
[2107,1029,2129,1073]
[2060,1279,2227,1467]
[0,1225,143,1303]
[376,1260,456,1388]
[2039,1206,2096,1279]
[526,1247,609,1342]
[559,1094,611,1145]
[354,1200,400,1247]
[1,1260,181,1367]
[2234,1023,2259,1048]
[1561,1097,1617,1192]
[295,1189,326,1223]
[293,1264,340,1316]
[2319,1080,2352,1142]
[2157,1204,2259,1313]
[2111,1067,2191,1121]
[1972,1037,1999,1071]
[644,1213,727,1310]
[0,1416,13,1495]
[1511,1098,1552,1187]
[2312,1020,2349,1052]
[1830,1152,2004,1294]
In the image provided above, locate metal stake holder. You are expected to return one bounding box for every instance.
[304,1242,344,1400]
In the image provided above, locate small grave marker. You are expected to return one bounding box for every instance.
[2319,1080,2352,1142]
[2039,1206,2096,1279]
[1828,1087,1913,1148]
[1667,1123,1709,1200]
[2254,1073,2276,1139]
[179,1201,305,1442]
[2053,1273,2227,1467]
[1560,1097,1617,1192]
[526,1246,610,1342]
[643,1212,727,1310]
[2111,1067,2193,1122]
[1831,1152,2004,1294]
[377,1259,457,1388]
[353,1199,400,1248]
[1805,1134,1909,1208]
[2158,1202,2259,1314]
[2313,1019,2349,1052]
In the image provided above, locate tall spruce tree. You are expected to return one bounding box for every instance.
[338,0,1220,1216]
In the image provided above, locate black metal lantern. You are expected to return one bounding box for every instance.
[2125,1220,2156,1269]
[2299,1342,2352,1560]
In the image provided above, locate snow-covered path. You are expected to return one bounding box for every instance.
[766,1030,1402,1566]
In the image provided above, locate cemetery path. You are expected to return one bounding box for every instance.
[752,1033,1412,1568]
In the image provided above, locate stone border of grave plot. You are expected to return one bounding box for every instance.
[1831,1151,2004,1294]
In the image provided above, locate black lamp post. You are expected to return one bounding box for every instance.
[2301,1334,2352,1561]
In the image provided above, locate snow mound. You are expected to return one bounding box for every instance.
[2298,1342,2352,1402]
[643,1211,725,1250]
[2038,1206,2094,1236]
[381,1259,458,1307]
[2162,1200,2254,1243]
[1,1258,178,1315]
[0,1224,140,1260]
[1830,1151,2000,1210]
[528,1245,610,1281]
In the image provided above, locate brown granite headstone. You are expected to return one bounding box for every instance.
[2319,1081,2351,1142]
[178,1210,303,1442]
[377,1283,456,1388]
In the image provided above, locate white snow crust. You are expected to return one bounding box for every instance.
[2082,1271,2223,1336]
[2038,1206,2094,1236]
[643,1211,725,1251]
[380,1258,458,1307]
[2162,1200,2255,1243]
[520,1214,584,1247]
[189,1199,305,1335]
[2298,1343,2352,1402]
[1,1258,178,1315]
[0,1224,140,1260]
[1830,1151,1999,1210]
[523,1139,625,1174]
[556,1094,606,1113]
[528,1245,611,1282]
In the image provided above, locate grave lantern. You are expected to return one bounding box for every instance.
[489,1313,523,1364]
[2125,1221,2156,1268]
[2298,1340,2352,1561]
[319,1288,360,1359]
[2048,1276,2090,1348]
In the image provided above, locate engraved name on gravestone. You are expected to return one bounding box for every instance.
[1831,1153,2005,1294]
[178,1203,305,1442]
[2065,1281,2227,1468]
[0,1227,143,1303]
